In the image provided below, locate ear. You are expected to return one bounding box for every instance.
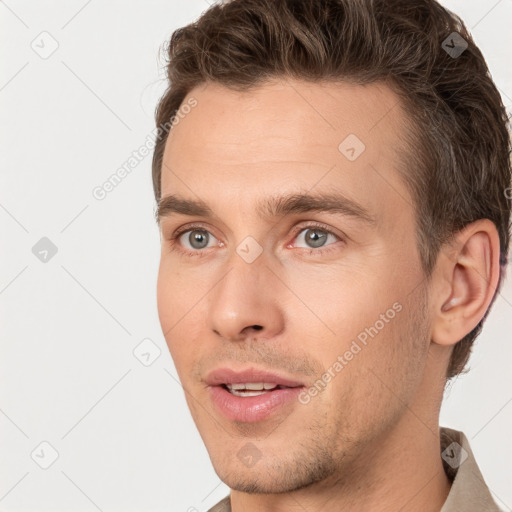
[431,219,501,347]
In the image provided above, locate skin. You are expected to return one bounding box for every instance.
[156,79,500,512]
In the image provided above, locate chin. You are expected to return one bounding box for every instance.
[221,471,302,494]
[212,453,337,495]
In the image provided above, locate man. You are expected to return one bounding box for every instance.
[152,0,510,510]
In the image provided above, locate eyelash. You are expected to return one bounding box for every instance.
[166,222,344,258]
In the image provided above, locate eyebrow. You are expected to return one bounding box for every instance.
[156,191,377,226]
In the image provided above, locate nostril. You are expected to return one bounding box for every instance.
[251,325,263,330]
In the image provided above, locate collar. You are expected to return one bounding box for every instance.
[439,426,501,511]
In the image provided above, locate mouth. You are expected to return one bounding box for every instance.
[205,367,306,422]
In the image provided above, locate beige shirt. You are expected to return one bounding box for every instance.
[207,426,502,512]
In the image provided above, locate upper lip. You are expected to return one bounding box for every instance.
[205,367,305,388]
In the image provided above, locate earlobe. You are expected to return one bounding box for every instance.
[431,220,500,347]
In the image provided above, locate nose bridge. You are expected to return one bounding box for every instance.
[208,243,284,341]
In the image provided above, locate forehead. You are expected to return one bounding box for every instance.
[160,78,412,227]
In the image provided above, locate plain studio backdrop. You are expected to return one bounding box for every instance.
[0,1,511,511]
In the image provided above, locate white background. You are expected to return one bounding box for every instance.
[0,1,511,510]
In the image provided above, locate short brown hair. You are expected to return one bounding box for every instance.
[152,0,511,380]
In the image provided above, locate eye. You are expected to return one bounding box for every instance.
[290,224,342,252]
[174,226,220,254]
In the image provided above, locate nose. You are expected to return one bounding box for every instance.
[207,254,285,343]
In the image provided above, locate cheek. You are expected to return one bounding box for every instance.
[297,256,423,387]
[315,300,425,440]
[285,259,393,334]
[156,262,174,334]
[156,261,200,366]
[285,269,403,407]
[156,256,201,327]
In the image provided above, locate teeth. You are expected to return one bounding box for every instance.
[226,382,279,391]
[229,389,268,397]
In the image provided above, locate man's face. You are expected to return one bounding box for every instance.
[157,79,433,493]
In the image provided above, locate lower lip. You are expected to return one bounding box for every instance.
[208,385,303,423]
